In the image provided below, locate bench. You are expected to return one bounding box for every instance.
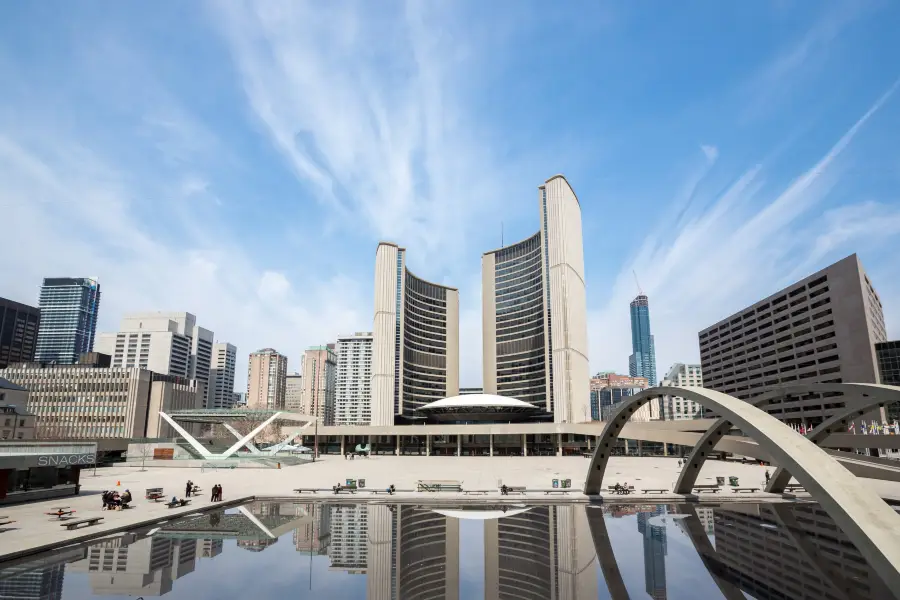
[166,499,191,509]
[641,489,669,494]
[61,517,103,531]
[417,480,463,492]
[294,488,321,494]
[730,487,760,493]
[693,487,721,493]
[333,485,357,494]
[784,485,806,492]
[0,520,15,527]
[368,489,395,495]
[463,490,489,495]
[545,489,572,495]
[45,510,75,520]
[607,486,635,495]
[500,485,526,495]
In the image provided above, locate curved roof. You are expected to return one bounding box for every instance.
[418,394,535,410]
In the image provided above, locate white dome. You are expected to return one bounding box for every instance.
[418,394,535,410]
[432,507,532,520]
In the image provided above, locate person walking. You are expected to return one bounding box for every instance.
[216,484,223,502]
[210,485,217,502]
[185,480,192,498]
[764,469,770,485]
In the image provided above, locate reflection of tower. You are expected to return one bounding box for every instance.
[328,504,368,573]
[67,535,197,596]
[196,540,223,559]
[294,503,329,554]
[0,564,66,600]
[637,506,667,600]
[485,505,597,600]
[397,506,459,600]
[366,504,397,600]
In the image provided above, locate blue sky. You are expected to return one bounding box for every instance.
[2,1,900,390]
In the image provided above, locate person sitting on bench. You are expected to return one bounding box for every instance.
[120,490,132,508]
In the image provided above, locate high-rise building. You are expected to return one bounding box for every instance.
[371,242,459,425]
[285,372,303,412]
[875,341,900,422]
[246,348,288,410]
[233,391,246,407]
[637,506,668,600]
[335,332,373,425]
[301,345,337,425]
[209,342,237,409]
[482,175,590,423]
[629,294,657,386]
[0,297,41,369]
[34,277,100,365]
[94,312,214,404]
[699,254,887,427]
[660,363,703,420]
[327,504,368,573]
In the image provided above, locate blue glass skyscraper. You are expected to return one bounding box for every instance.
[34,277,101,364]
[629,294,657,386]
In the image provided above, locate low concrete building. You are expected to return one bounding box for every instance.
[660,363,704,420]
[0,440,97,504]
[0,399,36,441]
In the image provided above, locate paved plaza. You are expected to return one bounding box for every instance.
[1,455,898,562]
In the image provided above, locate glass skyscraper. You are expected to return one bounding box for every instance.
[34,277,101,365]
[629,294,657,386]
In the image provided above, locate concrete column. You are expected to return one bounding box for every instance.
[663,442,668,457]
[396,435,400,456]
[522,434,527,457]
[457,435,461,457]
[340,436,345,456]
[489,434,494,457]
[587,437,592,451]
[426,435,431,456]
[557,433,562,457]
[638,439,643,457]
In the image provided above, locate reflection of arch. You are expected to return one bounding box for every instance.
[583,386,900,591]
[674,383,898,494]
[674,504,745,600]
[584,507,629,600]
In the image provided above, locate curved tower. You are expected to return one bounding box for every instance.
[371,242,459,425]
[483,175,590,423]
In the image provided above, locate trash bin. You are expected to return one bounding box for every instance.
[359,479,366,488]
[552,478,559,488]
[716,476,725,486]
[729,476,739,487]
[346,478,356,487]
[563,479,572,489]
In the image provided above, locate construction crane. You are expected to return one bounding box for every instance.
[633,270,644,296]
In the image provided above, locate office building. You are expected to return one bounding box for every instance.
[876,341,900,422]
[247,348,287,410]
[0,297,41,369]
[34,277,100,365]
[209,342,236,409]
[637,506,668,600]
[589,372,649,421]
[1,358,202,439]
[94,312,214,405]
[371,242,459,425]
[699,254,887,426]
[0,563,66,600]
[233,392,246,407]
[327,504,368,573]
[285,372,303,412]
[301,345,337,425]
[660,363,703,420]
[482,175,590,423]
[629,295,657,386]
[335,332,373,425]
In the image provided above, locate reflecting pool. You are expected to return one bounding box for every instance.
[0,501,895,599]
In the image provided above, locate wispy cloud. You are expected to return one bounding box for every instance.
[589,82,900,376]
[208,0,514,268]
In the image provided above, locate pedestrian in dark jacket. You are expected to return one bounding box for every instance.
[210,485,217,502]
[185,480,192,498]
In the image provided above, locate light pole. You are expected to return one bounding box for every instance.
[313,415,318,462]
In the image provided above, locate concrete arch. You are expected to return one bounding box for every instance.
[583,385,900,591]
[674,383,899,494]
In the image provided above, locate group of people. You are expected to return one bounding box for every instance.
[611,482,632,495]
[101,489,132,510]
[184,479,223,502]
[210,484,224,502]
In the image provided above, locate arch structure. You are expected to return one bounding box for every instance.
[583,385,900,592]
[674,383,900,494]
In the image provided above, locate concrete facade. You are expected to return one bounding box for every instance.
[335,332,373,425]
[482,175,589,424]
[246,348,287,411]
[301,345,337,425]
[285,372,303,412]
[371,242,459,425]
[699,254,887,426]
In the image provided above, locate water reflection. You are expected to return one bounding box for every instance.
[0,500,895,599]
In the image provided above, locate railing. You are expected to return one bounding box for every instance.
[0,442,97,455]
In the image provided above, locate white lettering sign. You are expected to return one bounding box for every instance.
[37,454,96,467]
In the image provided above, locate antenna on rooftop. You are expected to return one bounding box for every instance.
[501,221,504,248]
[633,270,643,296]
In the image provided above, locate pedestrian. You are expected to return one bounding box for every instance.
[185,480,192,498]
[211,485,217,502]
[216,484,223,502]
[764,469,770,484]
